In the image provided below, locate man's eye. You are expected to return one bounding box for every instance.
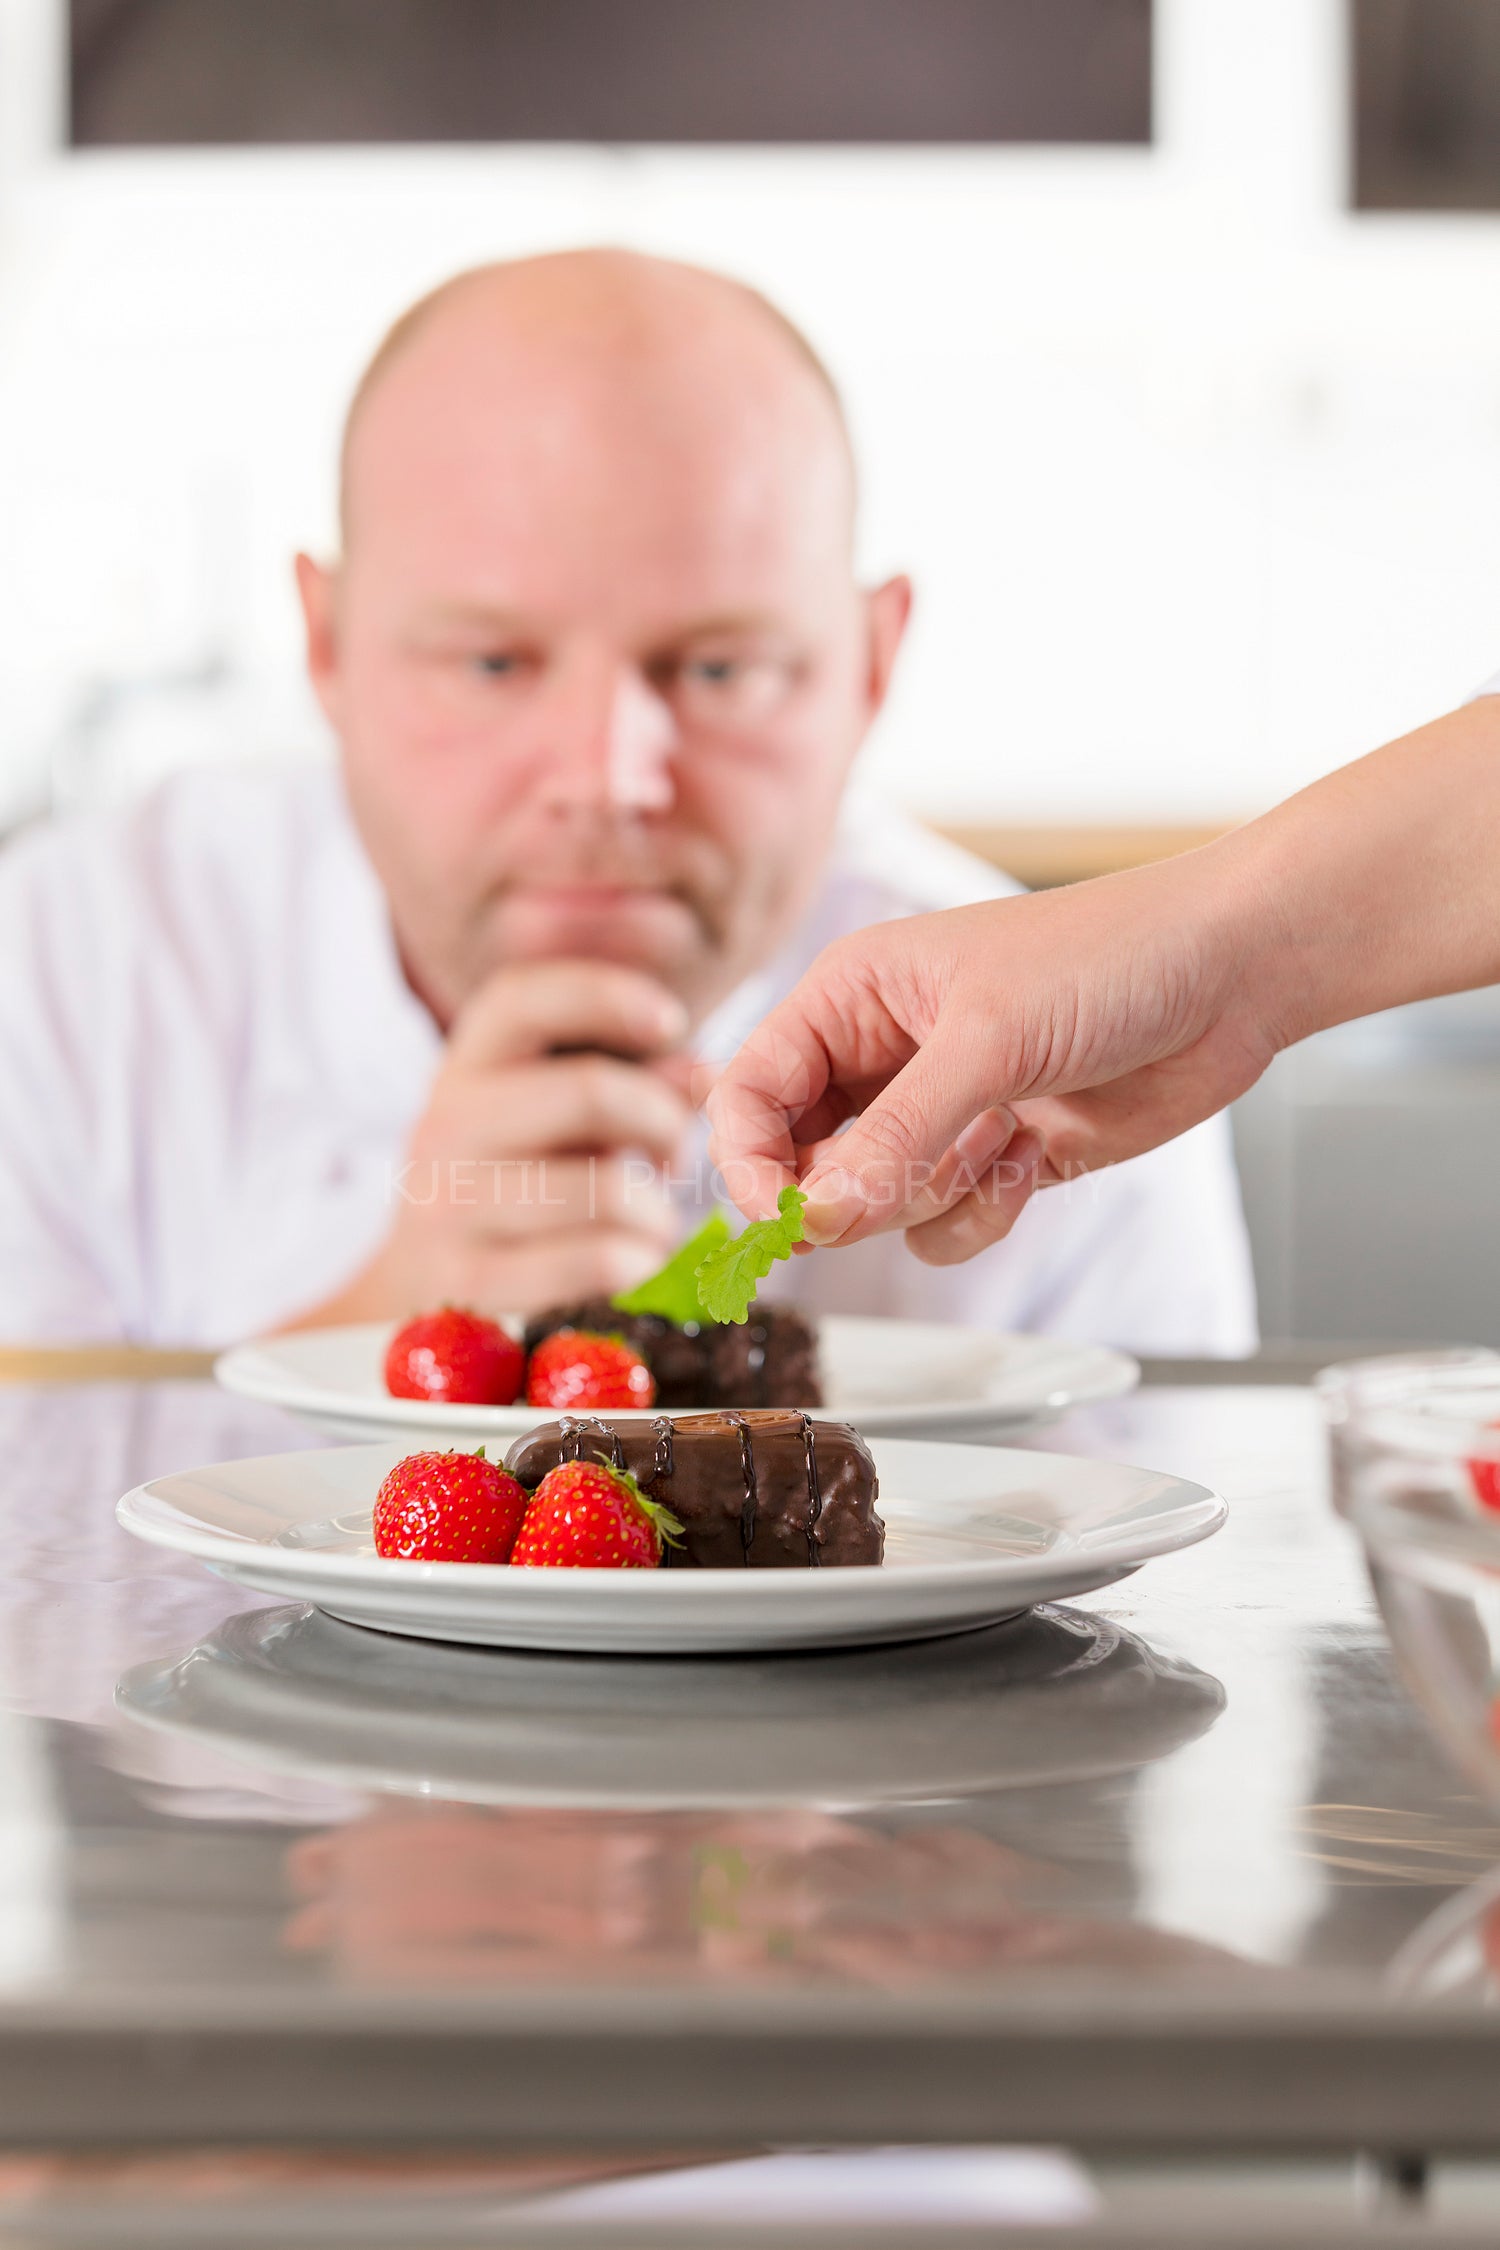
[682,658,741,686]
[665,651,796,722]
[473,652,523,677]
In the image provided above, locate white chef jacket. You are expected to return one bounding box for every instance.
[0,761,1257,1352]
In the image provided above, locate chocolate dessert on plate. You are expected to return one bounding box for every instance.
[506,1409,881,1570]
[522,1297,821,1409]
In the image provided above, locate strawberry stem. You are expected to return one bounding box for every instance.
[615,1469,685,1549]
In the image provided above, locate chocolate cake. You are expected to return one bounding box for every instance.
[521,1298,822,1409]
[505,1410,882,1570]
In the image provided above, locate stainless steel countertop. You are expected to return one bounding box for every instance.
[0,1376,1496,2153]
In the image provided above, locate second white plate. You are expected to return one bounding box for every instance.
[215,1315,1138,1442]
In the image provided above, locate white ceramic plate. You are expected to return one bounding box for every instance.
[117,1598,1226,1808]
[116,1436,1223,1655]
[214,1316,1138,1443]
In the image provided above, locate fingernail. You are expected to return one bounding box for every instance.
[1009,1128,1045,1180]
[801,1164,867,1246]
[954,1106,1016,1168]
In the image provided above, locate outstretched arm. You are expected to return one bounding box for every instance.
[707,697,1500,1260]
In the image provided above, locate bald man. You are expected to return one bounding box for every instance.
[0,251,1256,1350]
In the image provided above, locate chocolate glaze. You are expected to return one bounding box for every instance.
[558,1414,626,1471]
[505,1410,882,1571]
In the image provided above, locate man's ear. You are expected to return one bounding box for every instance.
[294,551,342,727]
[864,574,913,720]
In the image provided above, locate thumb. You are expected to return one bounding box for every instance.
[798,1036,1018,1247]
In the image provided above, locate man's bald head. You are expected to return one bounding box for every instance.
[338,247,855,550]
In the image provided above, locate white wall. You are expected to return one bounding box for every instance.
[1,0,1499,826]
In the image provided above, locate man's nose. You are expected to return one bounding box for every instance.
[538,665,678,816]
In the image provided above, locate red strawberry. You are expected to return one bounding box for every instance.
[1468,1419,1500,1511]
[385,1308,523,1407]
[511,1458,682,1570]
[525,1329,655,1412]
[373,1447,528,1563]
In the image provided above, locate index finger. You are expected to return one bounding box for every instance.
[448,959,689,1070]
[705,1012,834,1221]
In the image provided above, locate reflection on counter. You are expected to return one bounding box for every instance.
[1388,1858,1500,2003]
[109,1586,1235,1996]
[280,1799,1260,1994]
[116,1600,1225,1810]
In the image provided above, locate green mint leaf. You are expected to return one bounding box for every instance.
[694,1185,807,1325]
[612,1212,732,1327]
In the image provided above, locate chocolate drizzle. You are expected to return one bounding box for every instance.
[558,1415,626,1470]
[721,1410,759,1559]
[651,1407,819,1563]
[647,1414,681,1570]
[798,1411,824,1566]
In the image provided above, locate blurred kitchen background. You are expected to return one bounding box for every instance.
[1,0,1499,1350]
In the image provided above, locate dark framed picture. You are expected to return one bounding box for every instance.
[1354,0,1500,211]
[69,0,1153,148]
